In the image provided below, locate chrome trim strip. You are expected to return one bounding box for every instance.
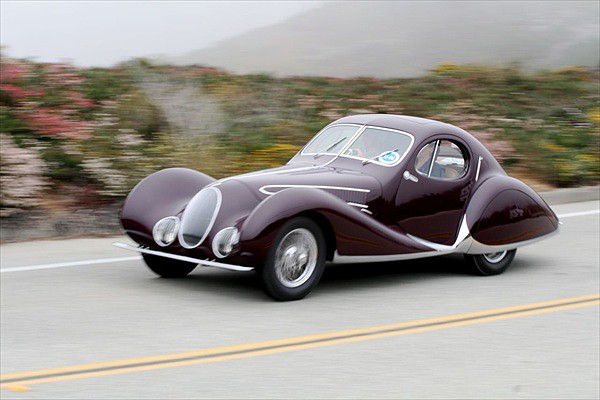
[475,156,483,182]
[178,187,222,249]
[360,208,373,215]
[407,234,455,252]
[332,250,443,264]
[427,140,440,177]
[347,202,369,208]
[465,226,560,254]
[454,215,472,248]
[332,216,559,263]
[259,184,370,196]
[407,215,471,253]
[112,242,254,272]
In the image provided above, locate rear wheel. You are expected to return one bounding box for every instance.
[142,254,197,278]
[260,217,326,301]
[464,249,516,276]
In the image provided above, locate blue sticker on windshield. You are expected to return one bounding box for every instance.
[380,151,400,164]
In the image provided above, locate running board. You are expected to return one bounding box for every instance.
[112,242,254,272]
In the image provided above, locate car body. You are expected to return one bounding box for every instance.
[114,114,560,300]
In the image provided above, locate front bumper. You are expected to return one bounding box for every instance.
[112,242,254,272]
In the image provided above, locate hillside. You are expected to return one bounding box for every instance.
[171,2,600,78]
[1,56,598,224]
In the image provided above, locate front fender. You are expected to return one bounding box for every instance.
[239,187,430,262]
[121,168,215,245]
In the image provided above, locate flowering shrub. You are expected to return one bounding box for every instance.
[17,108,93,140]
[1,58,95,140]
[0,134,49,216]
[0,56,598,218]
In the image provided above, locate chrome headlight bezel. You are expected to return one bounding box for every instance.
[212,227,240,258]
[178,187,222,249]
[152,216,180,247]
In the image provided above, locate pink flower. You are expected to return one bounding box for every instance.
[63,91,96,108]
[0,84,43,100]
[19,108,93,139]
[0,60,31,82]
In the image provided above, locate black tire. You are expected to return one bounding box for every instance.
[260,217,327,301]
[142,254,197,278]
[464,249,517,276]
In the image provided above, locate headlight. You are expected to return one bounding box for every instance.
[153,216,180,247]
[212,227,240,258]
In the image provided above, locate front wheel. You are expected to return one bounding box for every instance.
[142,254,197,278]
[260,217,326,301]
[464,249,516,276]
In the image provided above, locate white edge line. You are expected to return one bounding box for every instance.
[557,210,600,219]
[1,209,597,273]
[0,256,141,273]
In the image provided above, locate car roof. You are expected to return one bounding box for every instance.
[330,114,470,143]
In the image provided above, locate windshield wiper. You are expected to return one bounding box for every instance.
[362,148,399,165]
[314,137,347,159]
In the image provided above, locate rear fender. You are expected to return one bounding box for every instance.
[239,187,430,262]
[465,176,559,247]
[120,168,215,244]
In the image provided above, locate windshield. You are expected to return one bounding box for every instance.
[343,127,413,166]
[301,125,360,156]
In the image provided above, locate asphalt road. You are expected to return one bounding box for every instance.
[1,200,598,399]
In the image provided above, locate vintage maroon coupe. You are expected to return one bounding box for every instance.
[114,114,559,300]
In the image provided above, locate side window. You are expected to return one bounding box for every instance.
[415,142,436,175]
[415,140,467,179]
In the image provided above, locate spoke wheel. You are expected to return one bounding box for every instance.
[464,249,516,276]
[275,228,318,288]
[483,251,508,264]
[261,217,326,301]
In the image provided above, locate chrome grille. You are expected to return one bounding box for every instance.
[179,187,221,248]
[323,188,368,204]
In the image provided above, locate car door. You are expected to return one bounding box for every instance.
[395,137,474,246]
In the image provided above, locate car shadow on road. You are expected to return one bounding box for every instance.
[150,268,267,301]
[144,253,540,302]
[319,254,466,292]
[319,253,540,292]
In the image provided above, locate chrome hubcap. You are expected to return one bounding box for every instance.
[275,228,317,288]
[483,250,508,264]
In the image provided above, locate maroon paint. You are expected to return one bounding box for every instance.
[119,114,559,266]
[465,176,558,245]
[120,168,214,246]
[239,187,431,262]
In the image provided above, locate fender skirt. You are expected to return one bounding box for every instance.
[465,176,559,246]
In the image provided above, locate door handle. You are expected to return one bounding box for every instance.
[403,171,419,183]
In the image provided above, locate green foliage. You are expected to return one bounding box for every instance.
[1,58,598,217]
[80,68,132,102]
[116,92,167,138]
[39,145,86,183]
[0,107,32,140]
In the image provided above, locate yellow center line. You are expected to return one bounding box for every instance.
[1,293,598,389]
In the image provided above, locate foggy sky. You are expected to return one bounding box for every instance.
[0,1,321,67]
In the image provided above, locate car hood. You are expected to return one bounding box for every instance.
[211,163,383,206]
